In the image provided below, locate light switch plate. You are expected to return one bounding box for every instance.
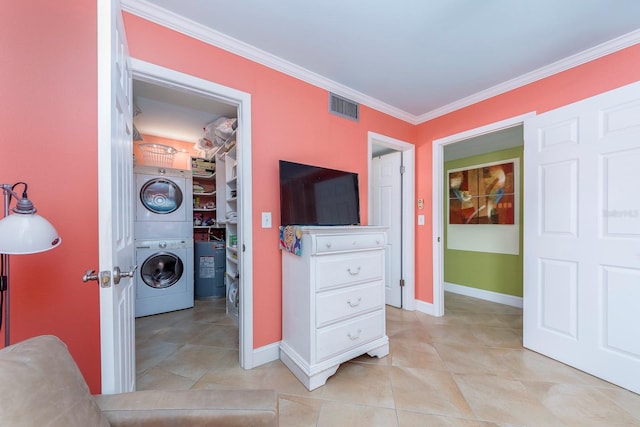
[418,214,425,225]
[261,212,272,228]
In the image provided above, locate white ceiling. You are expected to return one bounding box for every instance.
[128,0,640,149]
[133,79,236,143]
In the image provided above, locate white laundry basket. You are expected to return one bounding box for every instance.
[139,143,177,167]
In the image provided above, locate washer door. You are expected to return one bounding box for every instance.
[140,252,184,289]
[140,178,183,214]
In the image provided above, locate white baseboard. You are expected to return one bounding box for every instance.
[251,342,280,368]
[445,282,523,308]
[415,299,436,316]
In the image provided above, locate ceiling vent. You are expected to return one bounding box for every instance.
[329,93,359,121]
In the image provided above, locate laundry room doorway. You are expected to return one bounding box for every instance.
[129,58,254,370]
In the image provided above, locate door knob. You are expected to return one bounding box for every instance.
[113,265,138,285]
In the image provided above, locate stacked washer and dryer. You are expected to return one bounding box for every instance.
[134,165,194,317]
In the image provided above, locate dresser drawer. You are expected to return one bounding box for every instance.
[315,251,383,291]
[313,232,385,254]
[316,310,384,362]
[316,281,383,327]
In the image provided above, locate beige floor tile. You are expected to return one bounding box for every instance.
[136,366,198,390]
[523,382,640,427]
[453,373,563,426]
[135,294,640,426]
[598,387,640,420]
[317,401,398,427]
[433,342,512,377]
[278,394,322,427]
[494,347,615,386]
[321,362,395,408]
[390,338,447,371]
[391,366,474,419]
[187,322,239,348]
[426,323,485,346]
[135,339,181,374]
[468,325,522,349]
[153,344,238,380]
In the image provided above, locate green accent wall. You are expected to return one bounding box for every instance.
[444,146,524,297]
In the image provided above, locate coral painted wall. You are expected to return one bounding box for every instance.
[122,13,417,348]
[1,1,101,391]
[414,44,640,304]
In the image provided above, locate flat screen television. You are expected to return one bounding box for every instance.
[279,160,361,226]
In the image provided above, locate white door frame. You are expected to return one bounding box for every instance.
[368,131,415,310]
[127,59,255,369]
[431,113,534,316]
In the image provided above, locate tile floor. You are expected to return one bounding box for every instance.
[136,293,640,426]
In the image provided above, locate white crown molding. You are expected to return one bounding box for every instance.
[121,0,639,126]
[416,29,640,124]
[121,0,416,124]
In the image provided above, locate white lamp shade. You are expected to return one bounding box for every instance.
[0,212,61,254]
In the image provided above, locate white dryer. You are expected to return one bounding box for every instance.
[135,238,194,317]
[134,165,193,239]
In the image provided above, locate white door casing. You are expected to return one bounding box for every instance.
[97,0,136,394]
[367,132,415,311]
[523,81,640,394]
[372,152,402,307]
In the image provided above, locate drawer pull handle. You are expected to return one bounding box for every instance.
[347,329,362,341]
[347,297,362,307]
[347,266,361,275]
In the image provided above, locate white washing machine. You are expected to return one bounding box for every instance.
[135,238,194,317]
[134,165,193,239]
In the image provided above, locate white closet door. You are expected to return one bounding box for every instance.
[372,152,402,308]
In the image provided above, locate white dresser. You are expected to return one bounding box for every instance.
[280,226,389,390]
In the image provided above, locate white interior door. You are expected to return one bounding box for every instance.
[98,0,136,394]
[371,152,402,308]
[524,81,640,394]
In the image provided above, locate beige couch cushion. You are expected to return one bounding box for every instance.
[0,335,109,427]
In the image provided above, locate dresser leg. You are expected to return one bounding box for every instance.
[366,342,390,359]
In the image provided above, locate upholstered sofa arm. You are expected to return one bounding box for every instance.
[94,389,278,427]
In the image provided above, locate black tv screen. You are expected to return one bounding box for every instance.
[279,160,361,226]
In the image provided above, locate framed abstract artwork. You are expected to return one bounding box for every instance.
[448,161,516,225]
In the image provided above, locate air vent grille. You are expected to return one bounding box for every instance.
[329,93,359,121]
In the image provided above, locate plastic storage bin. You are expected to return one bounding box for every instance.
[194,240,226,298]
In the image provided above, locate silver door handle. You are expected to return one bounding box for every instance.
[82,269,111,288]
[82,270,98,282]
[113,265,138,285]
